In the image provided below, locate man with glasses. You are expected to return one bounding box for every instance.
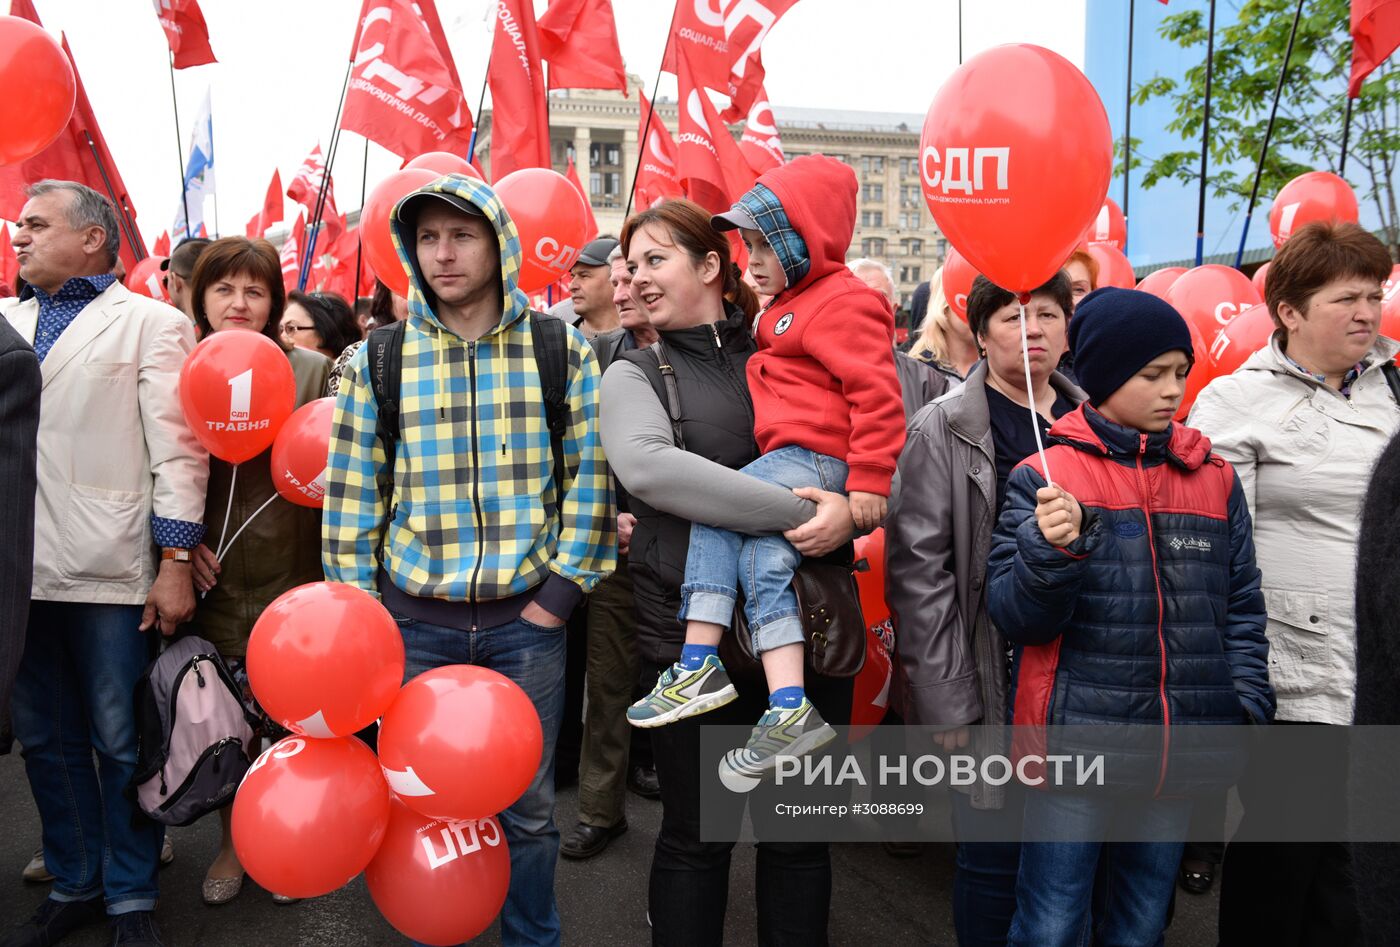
[159,238,210,320]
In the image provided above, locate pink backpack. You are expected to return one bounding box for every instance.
[127,636,259,826]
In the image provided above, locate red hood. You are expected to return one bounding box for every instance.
[755,154,858,294]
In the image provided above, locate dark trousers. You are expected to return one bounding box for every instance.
[644,657,853,947]
[1218,721,1359,947]
[578,560,642,827]
[554,601,589,789]
[1182,788,1226,866]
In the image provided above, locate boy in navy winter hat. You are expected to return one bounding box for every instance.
[984,286,1273,944]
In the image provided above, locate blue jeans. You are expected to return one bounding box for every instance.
[679,446,848,655]
[396,613,567,947]
[11,602,162,915]
[1009,790,1191,947]
[949,787,1023,947]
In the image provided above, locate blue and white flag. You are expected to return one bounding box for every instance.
[172,89,215,242]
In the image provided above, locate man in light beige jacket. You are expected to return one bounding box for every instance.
[1,181,207,947]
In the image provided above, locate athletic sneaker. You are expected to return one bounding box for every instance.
[717,699,836,793]
[627,655,737,728]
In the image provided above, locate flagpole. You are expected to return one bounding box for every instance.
[1194,0,1217,268]
[625,19,677,220]
[1232,0,1304,268]
[84,132,145,260]
[957,0,963,64]
[355,136,369,298]
[1122,0,1135,252]
[469,46,492,161]
[1339,94,1355,176]
[168,53,190,240]
[299,58,354,291]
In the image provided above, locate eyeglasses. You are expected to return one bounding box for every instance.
[280,323,315,336]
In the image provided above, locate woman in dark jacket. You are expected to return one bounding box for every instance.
[599,200,856,946]
[182,237,331,907]
[885,272,1084,946]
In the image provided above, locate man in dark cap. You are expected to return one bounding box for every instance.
[567,236,621,339]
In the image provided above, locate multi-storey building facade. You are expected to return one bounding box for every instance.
[476,80,943,311]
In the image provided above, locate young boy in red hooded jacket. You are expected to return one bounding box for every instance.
[625,155,906,784]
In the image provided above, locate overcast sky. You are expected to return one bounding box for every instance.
[25,0,1086,242]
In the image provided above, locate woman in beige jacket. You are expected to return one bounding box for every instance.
[1190,221,1400,946]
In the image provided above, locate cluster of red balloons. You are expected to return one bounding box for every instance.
[360,155,592,300]
[178,333,334,506]
[233,581,539,944]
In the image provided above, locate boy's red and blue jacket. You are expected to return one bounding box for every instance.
[987,405,1274,791]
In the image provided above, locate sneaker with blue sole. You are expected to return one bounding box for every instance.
[717,699,836,793]
[627,655,737,728]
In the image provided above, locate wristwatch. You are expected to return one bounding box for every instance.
[161,547,193,563]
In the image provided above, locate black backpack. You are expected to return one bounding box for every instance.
[364,312,570,545]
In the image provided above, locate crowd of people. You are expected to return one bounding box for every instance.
[0,164,1397,947]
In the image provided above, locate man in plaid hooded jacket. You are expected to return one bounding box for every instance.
[323,174,616,946]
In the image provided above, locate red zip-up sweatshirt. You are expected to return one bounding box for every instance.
[747,155,906,496]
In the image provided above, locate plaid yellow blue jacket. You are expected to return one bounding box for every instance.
[321,174,615,612]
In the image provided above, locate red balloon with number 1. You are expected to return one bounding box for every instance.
[179,331,295,463]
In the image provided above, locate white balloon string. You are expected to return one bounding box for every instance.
[215,494,279,565]
[212,463,239,561]
[1019,299,1053,486]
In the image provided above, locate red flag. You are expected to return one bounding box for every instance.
[287,146,343,246]
[738,87,784,176]
[280,213,305,293]
[674,44,758,215]
[564,154,599,241]
[1350,0,1400,96]
[342,0,474,160]
[0,4,146,272]
[246,168,283,237]
[0,225,18,296]
[633,88,683,208]
[662,0,800,119]
[488,0,552,179]
[153,231,171,256]
[153,0,217,69]
[322,226,374,300]
[537,0,628,93]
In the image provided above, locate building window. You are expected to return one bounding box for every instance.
[900,238,924,256]
[862,155,885,175]
[899,210,921,229]
[900,157,917,178]
[937,237,949,260]
[861,210,884,228]
[862,183,884,203]
[861,237,887,257]
[900,185,921,208]
[900,265,921,284]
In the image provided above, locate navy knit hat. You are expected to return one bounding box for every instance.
[1069,287,1194,406]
